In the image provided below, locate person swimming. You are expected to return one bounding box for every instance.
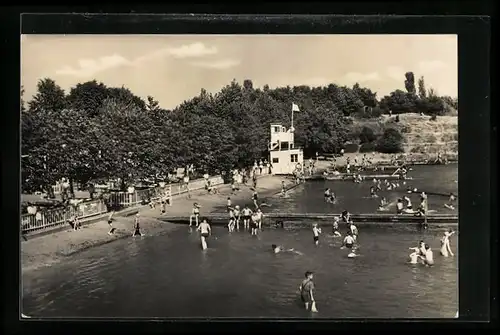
[312,223,322,245]
[370,186,378,198]
[272,244,302,255]
[324,188,331,202]
[440,229,455,257]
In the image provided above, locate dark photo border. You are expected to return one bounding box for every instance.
[1,4,495,334]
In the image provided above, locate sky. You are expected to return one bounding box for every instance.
[21,34,457,109]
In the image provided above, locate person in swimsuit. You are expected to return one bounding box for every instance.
[250,213,259,236]
[370,186,378,198]
[241,205,253,230]
[281,180,287,196]
[403,196,413,212]
[299,271,318,312]
[324,188,331,202]
[440,229,455,257]
[332,217,342,237]
[396,198,404,215]
[342,232,355,249]
[189,203,201,227]
[421,244,434,266]
[197,218,211,250]
[341,210,350,224]
[233,205,241,230]
[228,207,236,232]
[378,197,388,211]
[255,208,264,230]
[132,213,144,237]
[408,247,420,264]
[252,191,259,209]
[107,211,116,235]
[312,223,322,245]
[226,197,232,212]
[348,221,358,241]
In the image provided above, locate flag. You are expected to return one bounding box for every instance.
[292,103,300,112]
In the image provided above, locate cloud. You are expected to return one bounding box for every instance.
[166,42,217,59]
[191,59,240,70]
[55,54,131,77]
[343,71,381,83]
[55,42,219,77]
[302,77,332,87]
[418,60,447,72]
[386,66,405,81]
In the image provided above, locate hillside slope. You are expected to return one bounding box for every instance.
[352,113,458,154]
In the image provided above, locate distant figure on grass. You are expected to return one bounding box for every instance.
[241,205,253,230]
[132,213,144,237]
[197,218,212,250]
[107,211,116,235]
[299,271,318,313]
[312,223,322,245]
[189,203,201,227]
[440,229,455,257]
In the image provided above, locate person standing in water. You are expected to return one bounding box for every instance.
[403,196,413,212]
[342,231,355,249]
[299,271,318,312]
[132,213,144,237]
[255,208,264,230]
[332,217,342,237]
[241,205,253,230]
[421,244,434,266]
[408,247,420,264]
[197,218,211,250]
[189,203,201,227]
[233,205,241,230]
[348,221,358,242]
[312,223,322,245]
[228,206,236,232]
[107,211,116,235]
[440,229,455,257]
[396,198,404,214]
[252,190,259,209]
[250,213,259,236]
[226,197,232,212]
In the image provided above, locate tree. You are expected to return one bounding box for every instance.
[28,78,67,113]
[404,72,416,95]
[418,76,427,99]
[359,126,377,144]
[352,83,378,108]
[377,128,404,153]
[146,95,161,112]
[66,80,109,117]
[379,90,418,114]
[21,86,26,113]
[243,79,254,91]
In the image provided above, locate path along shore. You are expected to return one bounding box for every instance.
[22,174,291,274]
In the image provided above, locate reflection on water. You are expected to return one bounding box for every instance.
[22,165,458,318]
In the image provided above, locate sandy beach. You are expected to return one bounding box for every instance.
[21,174,291,274]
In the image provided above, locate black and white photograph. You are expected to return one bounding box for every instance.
[21,33,459,318]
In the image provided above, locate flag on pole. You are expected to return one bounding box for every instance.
[292,103,300,112]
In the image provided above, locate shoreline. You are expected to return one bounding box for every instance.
[21,174,286,274]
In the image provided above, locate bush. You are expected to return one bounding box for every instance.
[359,142,377,153]
[359,126,377,144]
[376,128,404,153]
[343,142,359,153]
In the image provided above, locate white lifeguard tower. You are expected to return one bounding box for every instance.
[269,124,304,175]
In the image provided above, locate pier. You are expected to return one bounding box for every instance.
[162,212,458,226]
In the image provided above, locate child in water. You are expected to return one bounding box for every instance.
[408,247,421,264]
[312,223,322,245]
[332,217,342,237]
[299,271,318,312]
[440,229,455,257]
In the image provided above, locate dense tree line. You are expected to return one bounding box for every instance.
[21,73,457,194]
